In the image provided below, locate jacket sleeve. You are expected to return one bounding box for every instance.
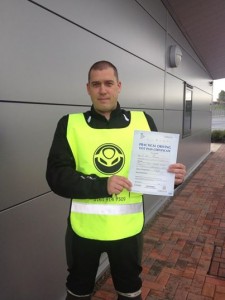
[46,115,110,199]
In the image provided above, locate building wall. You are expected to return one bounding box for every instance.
[0,0,213,299]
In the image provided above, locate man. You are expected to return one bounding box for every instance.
[46,61,186,300]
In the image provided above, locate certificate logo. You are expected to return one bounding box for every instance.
[93,143,125,175]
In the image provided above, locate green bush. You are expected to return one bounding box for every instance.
[211,130,225,143]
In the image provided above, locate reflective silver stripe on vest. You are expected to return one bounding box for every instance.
[71,202,143,215]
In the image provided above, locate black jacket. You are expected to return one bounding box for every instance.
[46,104,157,199]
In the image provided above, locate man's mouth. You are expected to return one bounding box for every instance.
[98,98,109,101]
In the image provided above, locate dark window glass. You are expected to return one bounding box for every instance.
[183,83,193,137]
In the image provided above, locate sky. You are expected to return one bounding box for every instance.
[213,78,225,101]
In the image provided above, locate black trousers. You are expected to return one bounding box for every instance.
[65,222,143,296]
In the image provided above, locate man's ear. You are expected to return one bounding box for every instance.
[86,83,90,95]
[118,81,122,93]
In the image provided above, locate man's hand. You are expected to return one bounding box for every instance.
[107,175,132,195]
[168,163,186,185]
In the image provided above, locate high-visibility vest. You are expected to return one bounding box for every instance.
[67,111,150,240]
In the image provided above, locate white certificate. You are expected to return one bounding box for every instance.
[128,131,179,196]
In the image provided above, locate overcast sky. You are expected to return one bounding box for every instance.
[213,78,225,101]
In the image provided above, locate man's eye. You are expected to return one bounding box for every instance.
[92,83,100,87]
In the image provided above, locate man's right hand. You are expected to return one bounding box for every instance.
[107,175,132,195]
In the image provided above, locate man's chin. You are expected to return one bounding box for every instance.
[96,105,116,114]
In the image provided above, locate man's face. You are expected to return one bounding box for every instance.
[87,67,121,119]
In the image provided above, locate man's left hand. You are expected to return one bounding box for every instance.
[168,163,186,185]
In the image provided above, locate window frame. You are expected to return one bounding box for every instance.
[182,82,193,138]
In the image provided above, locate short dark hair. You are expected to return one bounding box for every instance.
[88,60,119,82]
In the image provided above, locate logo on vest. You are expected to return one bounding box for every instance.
[93,143,125,175]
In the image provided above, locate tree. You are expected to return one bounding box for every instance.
[218,90,225,102]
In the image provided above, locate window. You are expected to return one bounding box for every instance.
[182,82,193,137]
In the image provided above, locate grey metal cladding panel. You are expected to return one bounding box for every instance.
[178,130,211,172]
[166,37,212,94]
[0,193,70,300]
[175,111,211,169]
[164,110,211,142]
[0,102,87,211]
[132,108,164,131]
[192,110,212,132]
[143,194,162,215]
[0,0,93,104]
[135,0,167,28]
[165,76,212,112]
[193,89,212,111]
[178,139,202,172]
[163,110,183,135]
[144,194,168,224]
[165,75,184,110]
[120,63,164,109]
[167,14,206,70]
[1,0,165,107]
[34,0,166,68]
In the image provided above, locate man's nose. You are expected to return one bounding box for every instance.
[99,84,106,93]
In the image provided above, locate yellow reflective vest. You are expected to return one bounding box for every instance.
[67,111,150,240]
